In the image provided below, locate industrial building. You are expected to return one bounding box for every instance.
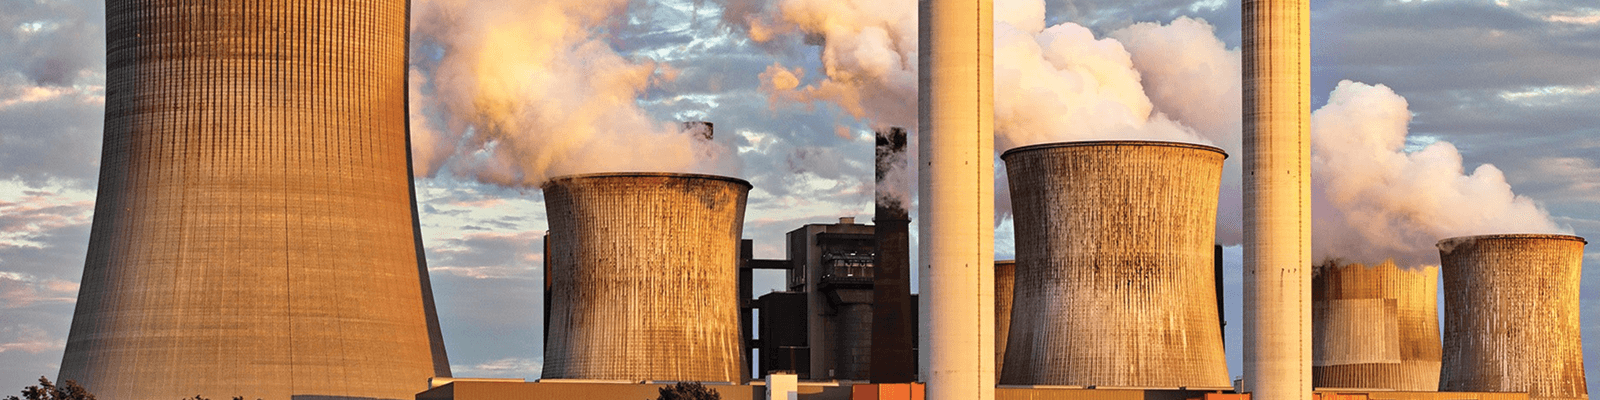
[56,1,451,399]
[1311,262,1441,391]
[540,173,752,382]
[998,141,1230,389]
[1438,234,1588,400]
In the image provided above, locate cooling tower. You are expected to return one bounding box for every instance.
[994,260,1015,380]
[57,2,448,399]
[541,173,751,382]
[998,141,1230,388]
[1438,234,1588,400]
[1312,261,1441,391]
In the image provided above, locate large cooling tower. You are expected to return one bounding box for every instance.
[541,173,751,382]
[57,2,449,399]
[1312,261,1441,391]
[998,141,1230,388]
[1438,234,1588,400]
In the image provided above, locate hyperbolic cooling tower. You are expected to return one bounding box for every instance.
[998,141,1230,388]
[994,260,1014,380]
[541,173,751,382]
[1438,234,1588,400]
[1312,261,1441,391]
[58,1,449,399]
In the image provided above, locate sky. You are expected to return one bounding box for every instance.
[3,0,1600,394]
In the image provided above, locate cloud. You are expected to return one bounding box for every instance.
[449,357,543,378]
[408,0,740,187]
[0,325,63,354]
[1310,81,1565,266]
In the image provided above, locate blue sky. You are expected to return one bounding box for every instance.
[2,0,1599,393]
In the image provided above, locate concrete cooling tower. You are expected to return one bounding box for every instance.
[995,260,1015,379]
[1312,261,1441,391]
[1438,234,1588,400]
[541,173,751,382]
[57,2,449,399]
[998,141,1230,388]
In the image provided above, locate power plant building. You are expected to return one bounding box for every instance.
[998,141,1230,389]
[541,173,751,382]
[57,1,451,399]
[1438,234,1588,400]
[1312,261,1441,391]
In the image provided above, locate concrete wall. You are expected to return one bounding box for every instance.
[541,173,751,382]
[1312,262,1441,391]
[1438,234,1588,400]
[998,141,1229,388]
[57,2,449,399]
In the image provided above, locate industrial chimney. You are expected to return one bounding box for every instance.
[872,127,915,383]
[541,173,751,382]
[1312,261,1441,391]
[998,141,1230,388]
[1438,234,1588,400]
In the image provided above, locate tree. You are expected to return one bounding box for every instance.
[4,377,95,400]
[654,382,721,400]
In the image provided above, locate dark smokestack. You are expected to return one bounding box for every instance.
[871,127,914,383]
[682,121,714,140]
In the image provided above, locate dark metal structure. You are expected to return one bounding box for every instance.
[58,1,450,398]
[871,127,915,383]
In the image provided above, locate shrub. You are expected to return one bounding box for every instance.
[654,382,721,400]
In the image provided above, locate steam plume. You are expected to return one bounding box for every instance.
[1311,81,1566,266]
[731,0,1243,242]
[408,0,738,186]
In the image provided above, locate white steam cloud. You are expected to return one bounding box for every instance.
[731,0,1244,242]
[1311,81,1566,266]
[408,0,738,186]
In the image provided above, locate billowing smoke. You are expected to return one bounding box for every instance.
[729,0,1243,242]
[1311,81,1566,266]
[408,0,738,186]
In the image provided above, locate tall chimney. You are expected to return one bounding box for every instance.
[872,127,915,383]
[918,0,995,397]
[682,121,714,140]
[1242,0,1313,398]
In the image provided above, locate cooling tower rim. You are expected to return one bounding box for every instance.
[541,172,753,190]
[1436,233,1587,249]
[999,140,1227,161]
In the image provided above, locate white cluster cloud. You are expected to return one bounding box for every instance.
[734,0,1244,241]
[1311,81,1566,266]
[408,0,740,187]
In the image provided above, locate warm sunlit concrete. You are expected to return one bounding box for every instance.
[1242,0,1313,399]
[916,0,995,398]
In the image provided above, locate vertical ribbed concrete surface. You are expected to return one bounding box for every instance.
[1438,234,1588,400]
[1312,262,1441,391]
[58,2,450,399]
[994,261,1015,380]
[1242,0,1313,398]
[541,173,751,382]
[918,0,995,397]
[998,141,1230,388]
